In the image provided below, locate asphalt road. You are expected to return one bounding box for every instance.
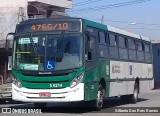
[0,89,160,116]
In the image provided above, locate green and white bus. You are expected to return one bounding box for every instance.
[11,18,154,110]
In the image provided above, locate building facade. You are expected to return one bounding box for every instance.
[28,0,72,18]
[0,0,72,82]
[152,40,160,89]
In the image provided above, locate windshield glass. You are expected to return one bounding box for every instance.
[13,33,83,71]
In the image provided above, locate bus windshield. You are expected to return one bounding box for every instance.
[13,33,83,71]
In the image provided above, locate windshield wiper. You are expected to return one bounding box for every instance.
[30,35,37,53]
[58,30,66,52]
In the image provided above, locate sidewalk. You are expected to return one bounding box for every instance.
[149,89,160,93]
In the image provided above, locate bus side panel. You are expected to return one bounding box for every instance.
[105,60,110,97]
[128,62,135,94]
[98,59,110,97]
[139,63,147,93]
[84,59,110,101]
[134,63,142,80]
[138,63,153,94]
[148,64,154,90]
[142,63,148,79]
[129,62,153,94]
[84,67,99,101]
[109,61,129,97]
[109,61,154,96]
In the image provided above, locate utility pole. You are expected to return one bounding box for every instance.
[18,7,26,22]
[101,15,104,24]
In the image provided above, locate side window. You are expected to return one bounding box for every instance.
[136,41,143,51]
[109,47,119,59]
[99,31,105,43]
[109,33,117,46]
[136,41,144,62]
[145,53,151,63]
[118,36,127,48]
[137,52,144,62]
[144,43,150,53]
[85,33,98,71]
[128,38,137,61]
[86,36,96,61]
[144,42,151,63]
[118,36,128,60]
[119,48,128,60]
[128,39,135,50]
[99,45,109,58]
[105,33,109,44]
[129,50,137,61]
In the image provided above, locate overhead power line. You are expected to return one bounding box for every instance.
[68,0,153,12]
[90,18,160,27]
[82,17,160,31]
[119,27,160,31]
[63,0,97,8]
[73,0,103,7]
[73,0,93,5]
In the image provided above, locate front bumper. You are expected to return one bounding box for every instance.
[12,83,84,102]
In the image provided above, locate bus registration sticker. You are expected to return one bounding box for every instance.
[39,92,51,97]
[19,63,38,70]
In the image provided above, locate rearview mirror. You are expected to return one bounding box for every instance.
[5,32,15,51]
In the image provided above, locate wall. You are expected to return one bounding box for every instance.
[0,0,27,81]
[152,43,160,89]
[0,0,27,41]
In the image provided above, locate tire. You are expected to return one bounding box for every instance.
[34,103,47,108]
[93,84,105,111]
[129,82,139,104]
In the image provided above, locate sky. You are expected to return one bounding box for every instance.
[67,0,160,40]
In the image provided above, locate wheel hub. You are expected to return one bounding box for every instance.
[97,89,103,107]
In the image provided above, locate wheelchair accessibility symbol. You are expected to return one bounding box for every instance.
[45,60,55,70]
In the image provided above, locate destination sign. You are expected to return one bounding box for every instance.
[31,23,69,31]
[16,21,81,33]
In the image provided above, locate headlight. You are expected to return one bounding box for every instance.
[70,73,84,88]
[12,75,22,88]
[1,88,12,92]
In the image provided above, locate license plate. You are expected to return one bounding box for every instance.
[39,92,51,97]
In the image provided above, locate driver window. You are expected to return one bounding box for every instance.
[86,36,96,61]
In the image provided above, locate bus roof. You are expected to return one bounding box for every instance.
[140,36,151,42]
[107,26,150,42]
[82,18,151,42]
[82,19,107,30]
[107,26,141,39]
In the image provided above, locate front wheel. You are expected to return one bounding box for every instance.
[93,84,105,110]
